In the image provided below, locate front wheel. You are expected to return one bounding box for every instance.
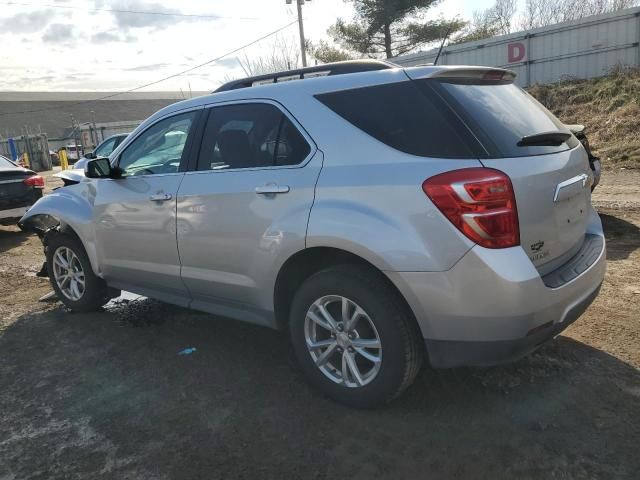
[289,265,423,408]
[46,233,111,312]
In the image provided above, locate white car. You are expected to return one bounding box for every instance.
[64,145,82,161]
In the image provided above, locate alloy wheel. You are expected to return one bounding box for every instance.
[304,295,382,388]
[52,246,85,301]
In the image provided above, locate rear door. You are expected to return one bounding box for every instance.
[176,101,321,322]
[407,70,593,272]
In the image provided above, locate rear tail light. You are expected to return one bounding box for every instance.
[422,168,519,249]
[23,175,45,189]
[482,70,508,81]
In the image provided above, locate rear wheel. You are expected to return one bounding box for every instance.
[46,233,111,312]
[289,265,423,408]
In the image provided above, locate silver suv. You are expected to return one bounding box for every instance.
[20,61,606,407]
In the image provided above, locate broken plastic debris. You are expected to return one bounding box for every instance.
[39,291,58,302]
[178,347,197,356]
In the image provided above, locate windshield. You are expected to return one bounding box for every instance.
[425,80,578,157]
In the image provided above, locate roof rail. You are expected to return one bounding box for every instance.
[213,60,397,93]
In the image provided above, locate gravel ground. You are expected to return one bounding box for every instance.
[0,168,638,479]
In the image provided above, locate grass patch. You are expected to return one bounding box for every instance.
[528,67,640,169]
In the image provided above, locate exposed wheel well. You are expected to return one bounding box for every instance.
[273,247,416,331]
[36,219,89,272]
[41,219,82,248]
[20,213,81,244]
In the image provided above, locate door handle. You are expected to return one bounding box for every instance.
[149,193,172,202]
[255,184,290,195]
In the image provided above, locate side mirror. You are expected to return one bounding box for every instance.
[85,151,97,159]
[85,157,114,179]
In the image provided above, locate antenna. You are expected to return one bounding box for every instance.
[433,27,451,65]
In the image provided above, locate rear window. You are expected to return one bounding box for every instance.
[0,155,15,168]
[315,81,483,158]
[426,80,578,157]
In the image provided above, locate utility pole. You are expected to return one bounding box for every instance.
[70,114,80,160]
[90,110,98,146]
[286,0,309,67]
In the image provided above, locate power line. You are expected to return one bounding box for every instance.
[0,1,258,20]
[0,20,299,117]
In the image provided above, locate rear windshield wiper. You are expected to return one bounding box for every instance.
[517,131,572,147]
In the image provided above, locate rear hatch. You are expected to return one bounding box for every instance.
[406,67,593,273]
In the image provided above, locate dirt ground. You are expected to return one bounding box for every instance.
[0,168,638,479]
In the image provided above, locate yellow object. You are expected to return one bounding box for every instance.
[59,149,69,170]
[22,152,30,168]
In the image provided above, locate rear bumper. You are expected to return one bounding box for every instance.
[0,190,42,222]
[0,205,31,221]
[387,209,606,368]
[425,282,601,367]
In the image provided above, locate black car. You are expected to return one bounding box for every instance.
[0,154,44,225]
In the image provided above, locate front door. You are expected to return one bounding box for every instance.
[176,102,321,323]
[94,110,200,304]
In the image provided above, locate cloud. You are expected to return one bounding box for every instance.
[90,31,121,44]
[94,0,212,30]
[42,23,76,44]
[18,75,56,83]
[214,57,241,68]
[125,63,170,72]
[64,73,92,80]
[0,10,55,34]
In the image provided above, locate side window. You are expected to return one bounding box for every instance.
[315,81,482,158]
[113,135,126,149]
[197,103,311,171]
[118,111,197,176]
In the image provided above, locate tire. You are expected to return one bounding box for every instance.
[289,265,423,408]
[46,233,110,312]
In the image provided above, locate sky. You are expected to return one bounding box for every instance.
[0,0,496,92]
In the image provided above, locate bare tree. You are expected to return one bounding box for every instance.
[519,0,638,30]
[236,35,301,77]
[492,0,518,34]
[455,0,517,43]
